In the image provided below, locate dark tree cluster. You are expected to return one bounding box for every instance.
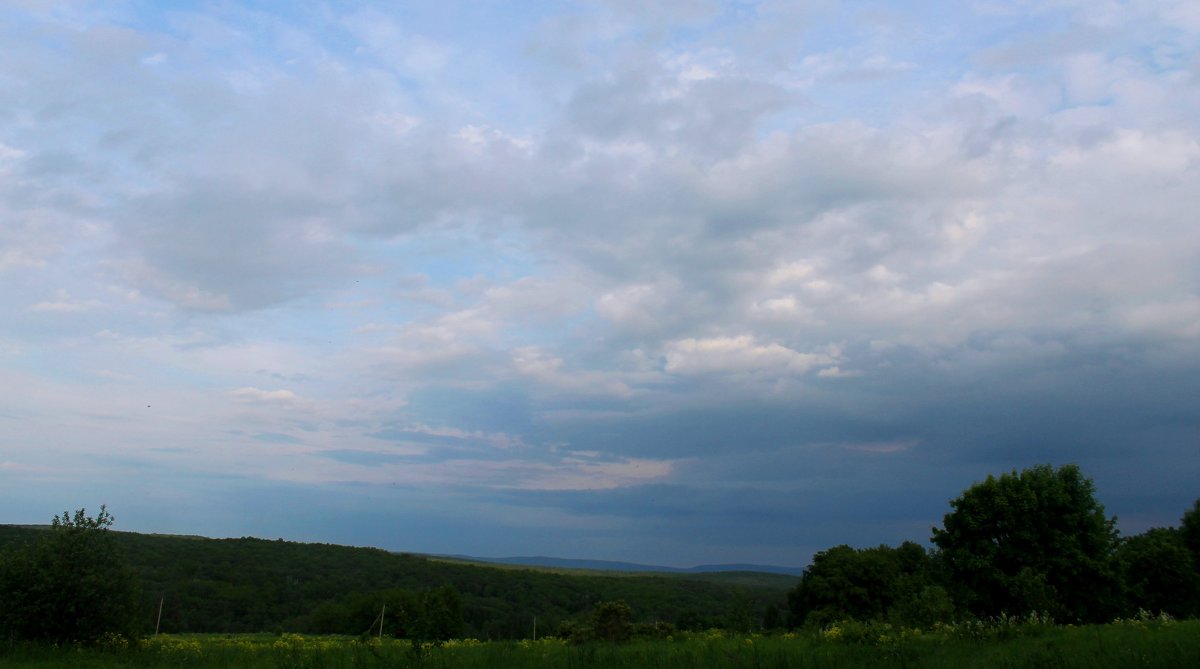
[0,507,139,643]
[787,542,952,628]
[788,464,1200,627]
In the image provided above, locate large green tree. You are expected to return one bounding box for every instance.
[0,506,140,642]
[931,464,1119,622]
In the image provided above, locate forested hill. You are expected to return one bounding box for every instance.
[0,525,792,639]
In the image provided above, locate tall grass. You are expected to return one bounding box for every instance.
[3,620,1198,669]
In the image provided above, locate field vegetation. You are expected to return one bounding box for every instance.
[2,618,1198,669]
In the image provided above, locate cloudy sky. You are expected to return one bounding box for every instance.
[1,0,1198,568]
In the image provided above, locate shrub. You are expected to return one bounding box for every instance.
[591,600,634,642]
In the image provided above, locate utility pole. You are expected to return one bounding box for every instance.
[379,604,386,640]
[155,596,164,635]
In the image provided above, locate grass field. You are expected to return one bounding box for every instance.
[3,618,1197,669]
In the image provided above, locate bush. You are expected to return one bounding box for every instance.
[889,585,956,629]
[591,600,634,642]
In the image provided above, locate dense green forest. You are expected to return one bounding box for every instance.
[0,523,790,640]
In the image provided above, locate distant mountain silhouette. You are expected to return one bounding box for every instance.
[440,554,805,576]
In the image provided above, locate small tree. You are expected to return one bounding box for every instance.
[419,586,464,641]
[591,600,633,642]
[931,465,1119,622]
[0,506,140,642]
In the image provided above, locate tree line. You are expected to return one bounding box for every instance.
[787,464,1200,627]
[0,513,784,643]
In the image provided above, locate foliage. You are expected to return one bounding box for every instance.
[421,585,466,641]
[633,620,677,638]
[0,506,139,643]
[761,603,782,631]
[888,584,956,629]
[590,600,634,642]
[1111,608,1178,628]
[305,584,464,640]
[1116,527,1200,618]
[1182,498,1200,558]
[931,464,1120,622]
[3,622,1200,669]
[787,541,947,628]
[938,611,1056,643]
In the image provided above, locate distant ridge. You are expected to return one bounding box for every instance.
[440,554,804,577]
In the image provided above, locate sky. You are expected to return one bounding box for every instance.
[1,0,1198,568]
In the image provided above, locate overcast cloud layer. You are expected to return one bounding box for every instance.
[2,1,1198,567]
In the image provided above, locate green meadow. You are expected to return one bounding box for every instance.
[3,618,1199,669]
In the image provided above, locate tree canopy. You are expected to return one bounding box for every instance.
[931,464,1119,622]
[787,541,951,628]
[1116,527,1200,619]
[1182,499,1200,558]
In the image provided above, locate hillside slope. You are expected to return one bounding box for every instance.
[0,526,794,638]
